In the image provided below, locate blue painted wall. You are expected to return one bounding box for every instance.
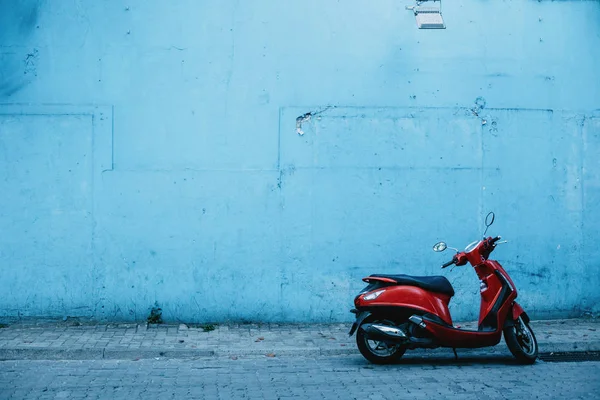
[1,0,599,322]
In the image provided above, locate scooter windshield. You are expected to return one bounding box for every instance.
[465,240,481,253]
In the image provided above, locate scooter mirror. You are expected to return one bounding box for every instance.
[433,242,447,252]
[485,211,495,227]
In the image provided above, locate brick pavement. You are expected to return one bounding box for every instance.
[0,318,598,361]
[0,356,599,399]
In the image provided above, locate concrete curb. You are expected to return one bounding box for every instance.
[1,340,599,361]
[0,348,104,361]
[1,318,597,361]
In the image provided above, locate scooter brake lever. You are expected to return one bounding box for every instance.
[496,240,508,244]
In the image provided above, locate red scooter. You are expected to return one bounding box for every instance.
[349,212,538,364]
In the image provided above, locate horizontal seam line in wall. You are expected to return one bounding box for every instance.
[290,166,489,170]
[281,105,557,113]
[108,166,491,172]
[107,169,280,172]
[0,112,94,116]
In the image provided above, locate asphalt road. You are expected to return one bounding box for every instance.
[1,355,598,399]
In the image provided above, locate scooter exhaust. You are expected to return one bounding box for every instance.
[360,323,408,344]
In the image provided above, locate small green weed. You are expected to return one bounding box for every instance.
[187,323,217,332]
[147,302,163,324]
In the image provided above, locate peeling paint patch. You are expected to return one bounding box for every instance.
[24,48,39,76]
[471,97,487,117]
[295,113,310,136]
[488,120,499,136]
[295,106,334,136]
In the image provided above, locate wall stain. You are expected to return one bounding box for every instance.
[0,0,41,97]
[18,1,39,34]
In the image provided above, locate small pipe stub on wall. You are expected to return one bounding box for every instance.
[406,0,446,29]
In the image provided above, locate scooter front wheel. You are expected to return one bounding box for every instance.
[504,316,538,364]
[356,318,406,364]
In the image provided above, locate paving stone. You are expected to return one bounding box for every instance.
[0,319,599,362]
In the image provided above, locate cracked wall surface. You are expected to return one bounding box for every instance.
[0,0,599,322]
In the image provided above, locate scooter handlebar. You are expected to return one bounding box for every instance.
[441,259,455,268]
[490,236,501,244]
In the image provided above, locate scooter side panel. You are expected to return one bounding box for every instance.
[422,321,503,348]
[422,288,516,348]
[356,285,453,325]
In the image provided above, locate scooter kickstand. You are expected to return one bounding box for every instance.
[452,348,458,360]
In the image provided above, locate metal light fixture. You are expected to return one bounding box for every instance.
[406,0,445,29]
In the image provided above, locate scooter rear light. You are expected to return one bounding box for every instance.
[363,289,385,301]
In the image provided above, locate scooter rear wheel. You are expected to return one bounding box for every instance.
[356,318,407,364]
[504,316,538,364]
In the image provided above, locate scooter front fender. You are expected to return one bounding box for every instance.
[505,302,530,327]
[348,310,371,337]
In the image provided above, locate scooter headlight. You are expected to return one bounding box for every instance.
[363,289,385,301]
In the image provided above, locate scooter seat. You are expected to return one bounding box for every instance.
[369,274,455,297]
